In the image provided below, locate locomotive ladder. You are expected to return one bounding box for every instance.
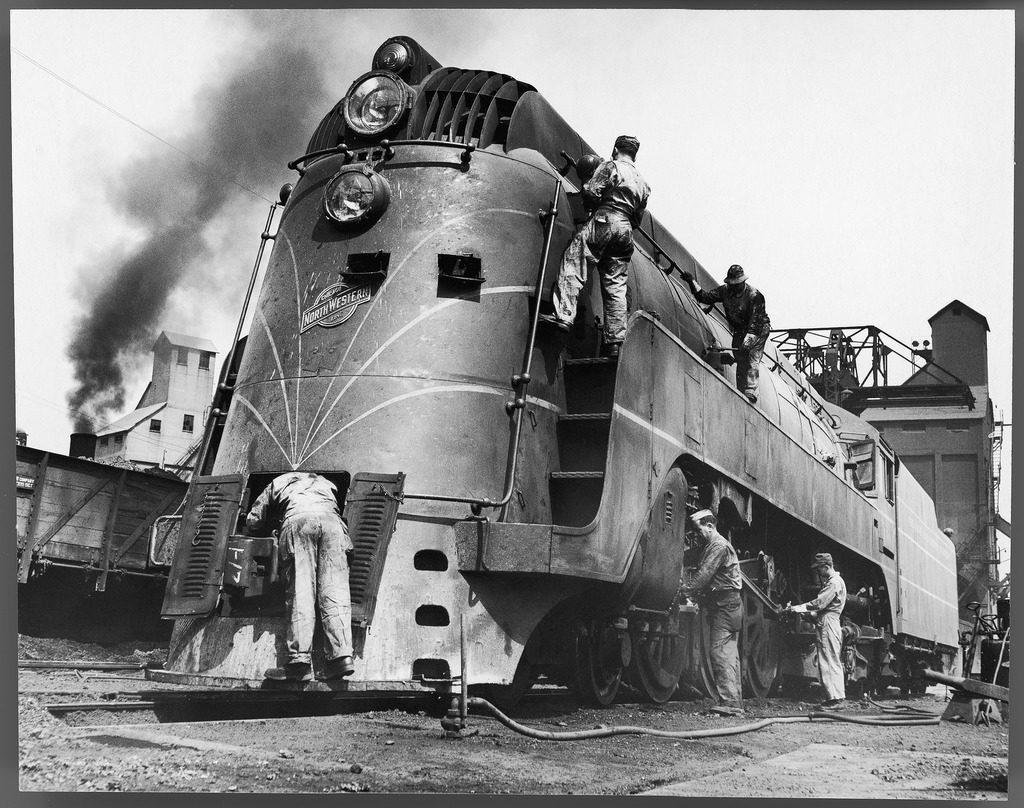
[549,356,617,527]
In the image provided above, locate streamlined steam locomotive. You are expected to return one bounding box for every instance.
[153,36,959,705]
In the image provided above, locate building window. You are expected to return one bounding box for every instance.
[99,436,109,448]
[114,433,124,445]
[182,414,194,433]
[947,425,968,433]
[199,352,212,371]
[902,423,926,433]
[150,419,162,433]
[177,348,189,366]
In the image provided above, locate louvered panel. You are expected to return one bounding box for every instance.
[408,68,458,136]
[451,72,490,142]
[433,92,458,141]
[420,69,464,140]
[441,72,478,141]
[464,74,504,145]
[345,471,406,628]
[161,475,245,617]
[479,80,525,148]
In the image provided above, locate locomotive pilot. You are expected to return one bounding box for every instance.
[678,509,744,715]
[679,264,771,403]
[540,135,651,359]
[246,471,355,683]
[786,552,848,707]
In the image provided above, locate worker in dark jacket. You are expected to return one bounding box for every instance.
[679,264,771,403]
[246,471,354,682]
[540,135,651,358]
[678,509,744,714]
[786,552,848,707]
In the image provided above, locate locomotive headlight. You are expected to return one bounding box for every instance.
[372,39,414,74]
[343,71,411,136]
[322,165,391,227]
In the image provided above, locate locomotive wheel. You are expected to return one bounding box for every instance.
[626,616,687,703]
[740,587,782,699]
[572,619,623,706]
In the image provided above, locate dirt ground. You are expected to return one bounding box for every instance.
[18,634,1010,796]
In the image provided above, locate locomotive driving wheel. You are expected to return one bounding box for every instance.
[572,618,624,706]
[740,585,782,699]
[626,613,687,703]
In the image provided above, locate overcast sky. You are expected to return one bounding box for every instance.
[9,8,1014,559]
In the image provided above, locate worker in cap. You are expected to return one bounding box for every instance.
[785,552,848,707]
[246,472,356,683]
[540,135,651,359]
[678,264,771,404]
[677,508,744,715]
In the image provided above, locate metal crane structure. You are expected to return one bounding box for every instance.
[768,325,975,414]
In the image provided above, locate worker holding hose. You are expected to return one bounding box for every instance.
[785,552,848,708]
[678,509,744,715]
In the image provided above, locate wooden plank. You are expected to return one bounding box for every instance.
[17,453,50,582]
[21,473,114,560]
[111,490,182,566]
[95,469,128,591]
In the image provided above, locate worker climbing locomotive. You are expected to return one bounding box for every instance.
[154,35,959,707]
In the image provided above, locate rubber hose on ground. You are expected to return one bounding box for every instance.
[466,698,940,741]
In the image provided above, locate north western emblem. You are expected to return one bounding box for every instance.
[300,282,372,333]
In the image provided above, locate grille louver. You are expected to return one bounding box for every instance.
[160,475,245,617]
[345,472,406,628]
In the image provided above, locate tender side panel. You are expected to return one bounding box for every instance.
[893,470,960,647]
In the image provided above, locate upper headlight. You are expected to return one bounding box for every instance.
[322,165,391,228]
[343,71,411,136]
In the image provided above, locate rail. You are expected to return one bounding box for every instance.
[288,139,476,175]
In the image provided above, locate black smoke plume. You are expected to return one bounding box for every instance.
[66,18,332,432]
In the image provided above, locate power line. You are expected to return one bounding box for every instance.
[11,46,275,205]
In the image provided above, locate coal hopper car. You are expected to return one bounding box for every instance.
[153,36,959,704]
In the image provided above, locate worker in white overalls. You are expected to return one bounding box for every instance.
[787,552,848,707]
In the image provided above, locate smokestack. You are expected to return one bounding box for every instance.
[69,432,97,460]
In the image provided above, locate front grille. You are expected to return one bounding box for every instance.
[410,68,534,148]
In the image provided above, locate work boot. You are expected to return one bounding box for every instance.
[819,698,844,710]
[264,661,313,682]
[323,655,356,680]
[537,313,570,332]
[709,704,745,717]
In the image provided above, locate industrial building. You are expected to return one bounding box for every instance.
[89,331,218,476]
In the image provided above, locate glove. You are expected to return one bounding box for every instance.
[679,270,694,283]
[790,604,807,614]
[742,333,756,349]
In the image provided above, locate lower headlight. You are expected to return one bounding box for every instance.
[322,166,391,227]
[343,71,411,136]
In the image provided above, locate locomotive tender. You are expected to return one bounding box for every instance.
[155,36,959,704]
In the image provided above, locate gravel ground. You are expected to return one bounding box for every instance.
[18,634,1011,796]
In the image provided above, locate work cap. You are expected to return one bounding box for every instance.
[724,264,748,285]
[614,135,640,154]
[811,552,833,568]
[689,508,715,524]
